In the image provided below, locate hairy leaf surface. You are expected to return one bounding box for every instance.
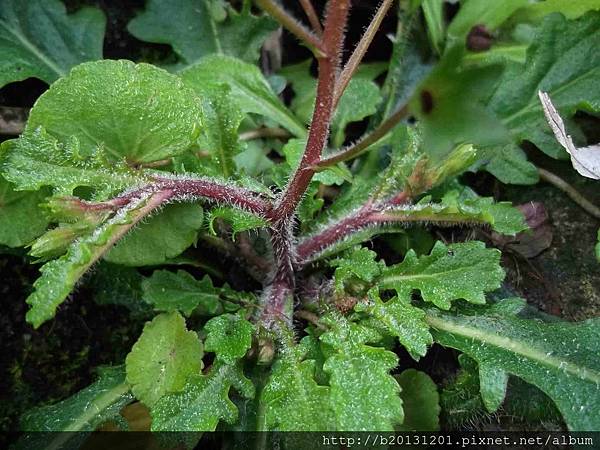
[426,298,600,430]
[126,312,203,407]
[379,241,505,309]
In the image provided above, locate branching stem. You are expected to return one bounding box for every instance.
[538,168,600,220]
[299,0,323,35]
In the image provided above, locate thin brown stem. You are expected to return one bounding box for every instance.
[538,168,600,219]
[255,0,325,54]
[332,0,394,108]
[317,103,409,167]
[299,0,323,35]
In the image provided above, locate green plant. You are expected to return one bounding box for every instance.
[1,0,600,444]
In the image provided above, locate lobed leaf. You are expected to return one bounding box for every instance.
[203,313,254,364]
[0,0,105,87]
[358,291,433,360]
[1,129,146,198]
[426,298,600,430]
[261,340,334,431]
[151,361,254,431]
[126,312,203,407]
[378,241,505,310]
[320,316,403,431]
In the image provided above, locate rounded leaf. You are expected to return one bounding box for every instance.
[27,59,202,164]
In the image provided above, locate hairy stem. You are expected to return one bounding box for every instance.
[296,192,409,264]
[538,168,600,220]
[333,0,394,108]
[317,103,409,167]
[255,0,324,54]
[273,0,351,221]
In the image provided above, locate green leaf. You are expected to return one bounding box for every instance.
[25,192,168,328]
[142,270,221,316]
[261,340,334,431]
[396,369,440,431]
[320,316,402,431]
[510,0,600,24]
[282,138,351,186]
[596,229,600,262]
[208,206,267,239]
[151,361,254,431]
[484,145,540,185]
[198,83,244,178]
[105,203,203,266]
[489,12,600,160]
[127,0,276,68]
[0,0,105,87]
[26,59,203,164]
[126,312,203,407]
[19,366,132,448]
[385,192,527,235]
[1,129,146,198]
[280,61,381,145]
[478,364,508,413]
[358,291,433,360]
[329,246,382,292]
[426,297,600,430]
[181,55,306,137]
[0,176,49,247]
[204,313,254,364]
[447,0,528,41]
[379,241,505,310]
[422,0,446,54]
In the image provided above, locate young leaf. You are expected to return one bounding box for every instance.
[105,203,203,266]
[126,312,203,407]
[19,366,132,449]
[357,291,433,360]
[181,55,306,137]
[329,246,382,292]
[378,241,505,309]
[142,270,221,316]
[26,59,203,165]
[204,313,254,364]
[208,206,268,239]
[426,298,600,430]
[0,176,49,247]
[127,0,277,68]
[0,0,105,87]
[25,191,170,328]
[320,316,403,431]
[261,340,334,431]
[396,369,440,431]
[1,129,146,198]
[478,364,508,413]
[151,361,254,432]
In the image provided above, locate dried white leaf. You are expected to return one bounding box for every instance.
[538,91,600,180]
